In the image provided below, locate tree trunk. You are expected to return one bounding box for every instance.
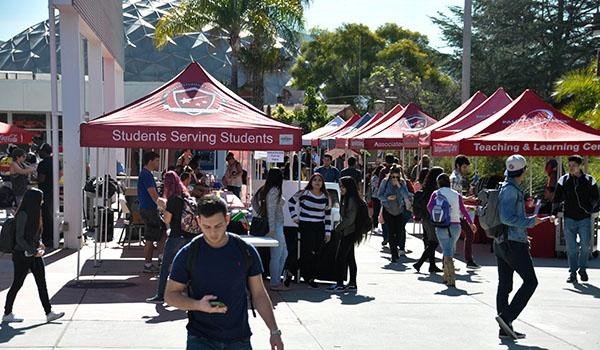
[252,70,265,110]
[230,33,241,92]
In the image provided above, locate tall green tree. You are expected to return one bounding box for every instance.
[154,0,305,93]
[553,61,600,127]
[270,87,329,132]
[432,0,599,98]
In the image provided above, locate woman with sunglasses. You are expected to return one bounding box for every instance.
[288,173,332,288]
[377,166,412,263]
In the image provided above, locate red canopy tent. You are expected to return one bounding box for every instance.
[334,111,385,149]
[460,113,600,156]
[432,89,591,156]
[354,103,437,150]
[310,114,360,147]
[346,104,404,149]
[0,122,33,144]
[430,88,512,143]
[80,62,302,151]
[402,91,487,148]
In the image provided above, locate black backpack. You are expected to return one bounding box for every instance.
[185,234,257,318]
[412,190,429,221]
[0,217,16,253]
[353,199,371,246]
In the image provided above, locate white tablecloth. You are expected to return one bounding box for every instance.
[239,235,279,248]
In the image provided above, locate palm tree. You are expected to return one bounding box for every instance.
[553,61,600,128]
[154,0,306,94]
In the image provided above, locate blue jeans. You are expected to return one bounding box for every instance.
[269,223,288,286]
[156,234,191,298]
[564,217,592,274]
[435,224,461,257]
[187,335,252,350]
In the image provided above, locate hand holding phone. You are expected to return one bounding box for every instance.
[198,295,227,314]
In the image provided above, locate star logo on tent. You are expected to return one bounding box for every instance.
[162,82,224,116]
[399,114,430,130]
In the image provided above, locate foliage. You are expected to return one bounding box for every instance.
[271,87,330,133]
[154,0,306,94]
[553,61,600,128]
[291,23,459,117]
[432,0,600,99]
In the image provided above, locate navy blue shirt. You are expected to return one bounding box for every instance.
[137,168,157,209]
[169,234,264,342]
[314,165,340,183]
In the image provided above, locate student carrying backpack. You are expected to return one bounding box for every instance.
[0,217,16,253]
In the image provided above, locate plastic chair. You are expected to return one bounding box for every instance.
[117,198,144,247]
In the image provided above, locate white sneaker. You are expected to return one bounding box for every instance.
[46,311,65,323]
[2,313,24,323]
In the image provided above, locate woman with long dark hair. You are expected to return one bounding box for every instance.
[3,188,64,323]
[370,165,384,233]
[329,176,360,292]
[9,148,35,207]
[413,167,444,273]
[377,166,411,263]
[255,168,288,291]
[288,173,332,288]
[146,171,195,303]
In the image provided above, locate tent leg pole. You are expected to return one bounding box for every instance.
[529,157,533,197]
[401,147,405,169]
[105,148,110,249]
[296,150,302,283]
[363,151,367,196]
[94,148,100,267]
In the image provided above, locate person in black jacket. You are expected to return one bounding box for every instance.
[412,167,444,273]
[3,188,64,323]
[553,155,599,283]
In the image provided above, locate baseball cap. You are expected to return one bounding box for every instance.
[505,154,527,177]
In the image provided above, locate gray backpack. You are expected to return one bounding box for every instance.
[477,188,503,238]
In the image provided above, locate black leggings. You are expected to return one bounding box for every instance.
[4,251,52,315]
[299,221,325,281]
[371,198,381,229]
[335,234,357,286]
[416,219,438,267]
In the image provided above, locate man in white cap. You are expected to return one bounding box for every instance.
[495,154,548,340]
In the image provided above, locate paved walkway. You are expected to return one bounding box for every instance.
[1,226,599,349]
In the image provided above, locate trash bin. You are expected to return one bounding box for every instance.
[96,207,114,242]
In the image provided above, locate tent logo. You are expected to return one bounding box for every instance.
[399,114,430,130]
[525,109,554,121]
[279,134,294,145]
[162,82,223,115]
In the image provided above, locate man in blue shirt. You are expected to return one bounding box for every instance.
[314,154,340,183]
[166,195,284,350]
[495,154,547,340]
[138,151,165,273]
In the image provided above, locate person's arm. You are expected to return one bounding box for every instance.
[15,213,37,255]
[164,197,178,225]
[232,162,243,179]
[335,200,355,234]
[164,280,227,314]
[499,187,536,229]
[377,179,388,204]
[324,207,332,237]
[458,196,474,225]
[248,275,283,350]
[10,162,34,175]
[287,193,300,223]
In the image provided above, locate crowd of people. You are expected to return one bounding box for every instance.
[2,145,598,346]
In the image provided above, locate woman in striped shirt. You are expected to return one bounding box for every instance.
[288,173,332,288]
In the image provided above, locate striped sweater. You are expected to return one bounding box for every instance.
[288,190,333,234]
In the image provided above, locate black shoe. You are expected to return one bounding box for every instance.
[391,258,399,263]
[466,260,481,269]
[429,265,443,273]
[145,295,164,304]
[499,328,526,339]
[308,280,319,288]
[567,274,578,283]
[381,239,388,246]
[495,316,518,339]
[284,274,293,287]
[345,285,357,292]
[413,262,422,272]
[579,269,589,282]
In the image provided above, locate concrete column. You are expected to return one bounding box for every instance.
[88,39,104,177]
[59,9,84,249]
[113,63,125,173]
[103,57,118,177]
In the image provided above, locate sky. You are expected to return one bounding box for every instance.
[0,0,463,52]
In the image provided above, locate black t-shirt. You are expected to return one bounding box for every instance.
[166,195,184,236]
[340,167,363,185]
[37,157,53,195]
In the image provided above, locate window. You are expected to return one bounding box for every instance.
[12,113,46,138]
[0,113,7,123]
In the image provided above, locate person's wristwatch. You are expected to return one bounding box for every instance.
[270,329,282,337]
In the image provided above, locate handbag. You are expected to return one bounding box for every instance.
[250,216,269,236]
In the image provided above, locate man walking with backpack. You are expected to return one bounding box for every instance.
[553,155,599,283]
[495,155,548,340]
[165,195,283,350]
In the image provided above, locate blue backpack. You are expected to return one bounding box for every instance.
[430,192,451,228]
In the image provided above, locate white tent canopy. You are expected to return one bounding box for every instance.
[302,116,345,146]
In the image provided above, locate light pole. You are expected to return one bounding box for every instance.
[461,0,472,102]
[584,11,600,76]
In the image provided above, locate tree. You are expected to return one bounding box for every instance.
[154,0,305,93]
[432,0,599,99]
[553,61,600,128]
[291,23,459,116]
[270,87,330,133]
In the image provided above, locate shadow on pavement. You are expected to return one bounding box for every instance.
[0,321,49,344]
[142,304,187,324]
[498,338,550,350]
[563,283,600,298]
[434,287,484,297]
[335,293,375,305]
[273,285,332,305]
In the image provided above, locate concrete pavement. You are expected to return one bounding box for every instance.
[1,226,599,350]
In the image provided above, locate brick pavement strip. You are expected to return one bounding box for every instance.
[1,226,599,349]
